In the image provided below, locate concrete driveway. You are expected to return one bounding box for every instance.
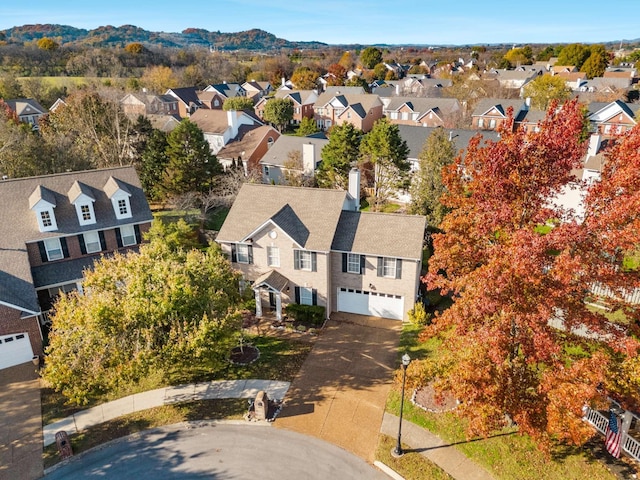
[0,362,43,480]
[275,313,401,463]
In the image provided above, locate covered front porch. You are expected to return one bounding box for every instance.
[252,270,291,321]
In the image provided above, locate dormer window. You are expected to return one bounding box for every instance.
[29,185,58,232]
[104,176,132,220]
[68,181,96,226]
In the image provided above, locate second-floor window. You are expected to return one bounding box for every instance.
[342,253,364,274]
[231,243,253,264]
[83,231,102,254]
[120,225,136,246]
[267,246,280,267]
[294,250,317,272]
[377,257,402,279]
[44,238,63,261]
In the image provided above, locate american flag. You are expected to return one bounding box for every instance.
[605,410,622,458]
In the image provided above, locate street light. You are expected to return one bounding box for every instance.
[392,352,411,457]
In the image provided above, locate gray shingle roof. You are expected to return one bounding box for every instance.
[397,125,500,160]
[253,269,290,292]
[259,136,328,167]
[0,166,152,314]
[331,210,425,260]
[217,184,348,251]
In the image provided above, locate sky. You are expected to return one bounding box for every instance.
[1,1,638,46]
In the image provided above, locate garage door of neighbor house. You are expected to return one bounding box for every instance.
[0,332,34,370]
[337,287,404,320]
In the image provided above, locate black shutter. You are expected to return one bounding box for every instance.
[60,237,69,258]
[294,286,300,304]
[312,289,317,306]
[248,245,253,264]
[377,257,383,277]
[294,250,300,270]
[396,259,402,279]
[115,228,123,248]
[231,244,237,262]
[311,252,317,272]
[38,241,48,263]
[134,224,141,244]
[342,253,347,272]
[78,234,87,255]
[98,231,107,251]
[360,255,366,274]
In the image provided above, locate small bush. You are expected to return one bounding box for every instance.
[284,304,326,325]
[408,301,431,326]
[296,325,307,332]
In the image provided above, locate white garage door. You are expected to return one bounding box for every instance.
[337,288,404,320]
[0,333,34,370]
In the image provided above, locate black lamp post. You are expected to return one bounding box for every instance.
[393,352,411,457]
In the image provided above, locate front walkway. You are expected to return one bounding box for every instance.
[43,379,290,447]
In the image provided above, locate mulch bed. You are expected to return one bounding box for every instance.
[412,382,458,413]
[229,345,260,365]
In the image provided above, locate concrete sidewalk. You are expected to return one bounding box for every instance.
[381,412,495,480]
[43,378,290,447]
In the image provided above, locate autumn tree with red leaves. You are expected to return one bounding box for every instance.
[422,98,640,450]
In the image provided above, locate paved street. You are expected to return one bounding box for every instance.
[44,422,387,479]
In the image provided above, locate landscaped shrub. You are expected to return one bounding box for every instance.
[408,301,431,326]
[284,304,326,326]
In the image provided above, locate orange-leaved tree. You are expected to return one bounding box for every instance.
[422,98,640,450]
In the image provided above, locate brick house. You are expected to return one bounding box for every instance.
[0,167,152,369]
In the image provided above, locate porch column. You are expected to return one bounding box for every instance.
[254,288,262,317]
[622,410,633,450]
[275,292,282,321]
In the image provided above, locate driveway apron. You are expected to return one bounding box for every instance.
[275,313,401,463]
[0,362,43,480]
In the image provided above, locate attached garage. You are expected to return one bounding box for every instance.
[0,332,34,370]
[337,287,404,320]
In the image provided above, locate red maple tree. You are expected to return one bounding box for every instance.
[422,98,640,449]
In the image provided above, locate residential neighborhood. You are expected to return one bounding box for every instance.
[1,17,640,480]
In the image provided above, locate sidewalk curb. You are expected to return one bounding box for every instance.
[374,460,405,480]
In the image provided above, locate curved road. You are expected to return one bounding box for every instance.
[45,422,388,479]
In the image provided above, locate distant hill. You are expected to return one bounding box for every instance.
[0,24,328,50]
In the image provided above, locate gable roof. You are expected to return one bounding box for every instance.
[383,96,460,114]
[397,125,500,160]
[274,89,317,105]
[165,87,203,107]
[331,210,425,259]
[471,98,528,121]
[217,184,349,251]
[0,166,152,314]
[217,125,280,161]
[4,98,47,116]
[259,135,328,167]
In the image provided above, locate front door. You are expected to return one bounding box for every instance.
[269,292,277,310]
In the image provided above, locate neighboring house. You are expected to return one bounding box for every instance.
[189,109,264,155]
[554,71,588,91]
[242,80,273,102]
[579,76,632,94]
[216,125,280,174]
[255,90,318,126]
[165,87,207,118]
[146,114,181,133]
[587,100,639,137]
[215,174,426,322]
[313,90,383,132]
[4,98,47,130]
[396,125,500,202]
[471,98,530,131]
[482,68,543,90]
[203,83,247,109]
[120,93,179,117]
[259,135,328,184]
[49,98,67,113]
[0,166,152,370]
[382,96,461,127]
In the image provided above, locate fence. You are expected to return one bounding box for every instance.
[583,406,640,463]
[590,283,640,305]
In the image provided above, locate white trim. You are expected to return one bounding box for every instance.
[241,219,304,249]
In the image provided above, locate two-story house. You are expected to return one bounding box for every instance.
[587,100,639,137]
[259,135,328,184]
[0,166,153,370]
[216,171,426,322]
[471,98,531,131]
[382,96,461,127]
[313,91,383,132]
[189,109,265,155]
[254,90,318,126]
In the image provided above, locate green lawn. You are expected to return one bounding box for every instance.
[375,434,453,479]
[384,324,620,480]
